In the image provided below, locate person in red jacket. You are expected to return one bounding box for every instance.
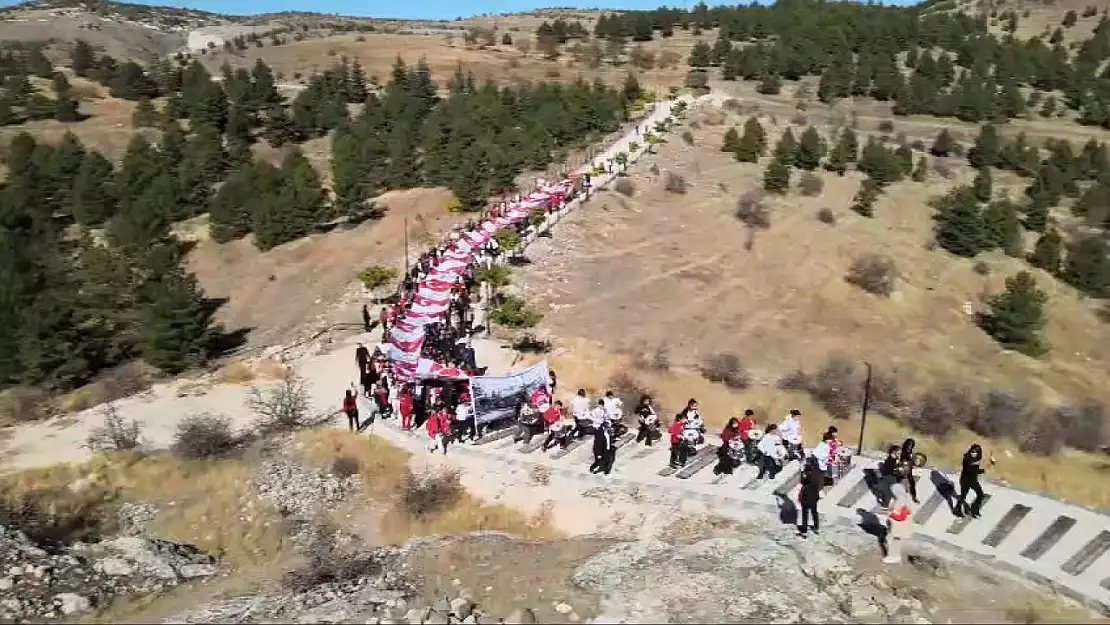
[426,404,449,454]
[738,409,757,462]
[714,418,744,475]
[399,385,415,431]
[668,412,688,469]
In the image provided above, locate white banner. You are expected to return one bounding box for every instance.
[469,360,550,426]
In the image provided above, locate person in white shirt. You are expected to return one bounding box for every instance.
[602,390,624,422]
[589,399,608,430]
[680,399,705,445]
[757,424,785,480]
[571,389,590,421]
[779,409,804,459]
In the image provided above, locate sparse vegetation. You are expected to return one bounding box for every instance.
[490,296,543,329]
[700,353,750,389]
[171,412,239,459]
[663,171,687,194]
[614,178,635,196]
[85,403,142,452]
[845,255,899,297]
[247,370,315,434]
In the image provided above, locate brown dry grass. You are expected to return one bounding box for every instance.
[294,430,560,544]
[0,449,294,569]
[186,187,467,354]
[204,29,692,94]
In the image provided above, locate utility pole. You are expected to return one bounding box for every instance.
[856,360,873,455]
[403,213,410,278]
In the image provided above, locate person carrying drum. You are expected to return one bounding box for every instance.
[756,423,786,480]
[635,395,661,446]
[713,418,745,476]
[897,438,921,503]
[779,409,804,461]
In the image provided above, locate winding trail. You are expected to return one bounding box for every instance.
[2,93,1109,616]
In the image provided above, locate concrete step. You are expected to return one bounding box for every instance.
[675,447,719,479]
[1017,513,1079,562]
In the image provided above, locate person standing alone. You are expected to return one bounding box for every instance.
[797,456,824,537]
[342,388,360,432]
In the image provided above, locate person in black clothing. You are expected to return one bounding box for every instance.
[634,395,661,446]
[878,444,901,508]
[548,369,558,396]
[361,305,372,333]
[590,421,616,475]
[355,343,370,377]
[956,443,993,518]
[797,455,824,537]
[898,438,920,503]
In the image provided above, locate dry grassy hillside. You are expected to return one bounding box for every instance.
[510,100,1110,506]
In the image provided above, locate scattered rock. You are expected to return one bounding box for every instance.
[0,524,220,622]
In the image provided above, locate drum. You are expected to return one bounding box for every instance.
[748,429,764,441]
[912,452,928,468]
[682,429,700,444]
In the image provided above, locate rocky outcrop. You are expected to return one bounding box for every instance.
[0,525,218,622]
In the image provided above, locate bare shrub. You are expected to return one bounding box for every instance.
[969,390,1033,439]
[285,524,388,592]
[734,189,771,229]
[878,119,895,133]
[799,172,824,197]
[608,371,657,416]
[247,370,314,434]
[951,143,965,158]
[845,255,899,297]
[649,163,660,176]
[723,98,744,113]
[85,403,142,452]
[816,207,837,225]
[973,260,991,276]
[1017,413,1065,456]
[330,455,361,478]
[777,369,813,392]
[809,356,862,419]
[699,353,751,390]
[681,130,694,145]
[907,385,975,439]
[172,412,239,459]
[1050,400,1107,452]
[400,469,464,518]
[701,109,726,125]
[632,343,671,373]
[664,171,687,194]
[933,161,953,179]
[868,368,906,417]
[0,387,52,425]
[614,178,635,197]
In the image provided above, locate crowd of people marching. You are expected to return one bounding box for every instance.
[335,123,996,559]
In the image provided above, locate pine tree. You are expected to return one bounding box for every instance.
[1028,228,1063,274]
[757,73,781,95]
[981,199,1023,255]
[981,270,1048,356]
[734,118,765,162]
[773,128,797,166]
[132,97,158,128]
[1023,195,1050,233]
[894,143,914,176]
[138,266,218,374]
[934,186,984,257]
[688,40,712,67]
[763,158,790,194]
[1063,236,1110,297]
[930,128,955,157]
[972,166,992,202]
[72,39,95,77]
[795,126,825,171]
[722,127,741,153]
[850,178,880,217]
[71,151,117,226]
[968,123,1001,168]
[253,151,328,251]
